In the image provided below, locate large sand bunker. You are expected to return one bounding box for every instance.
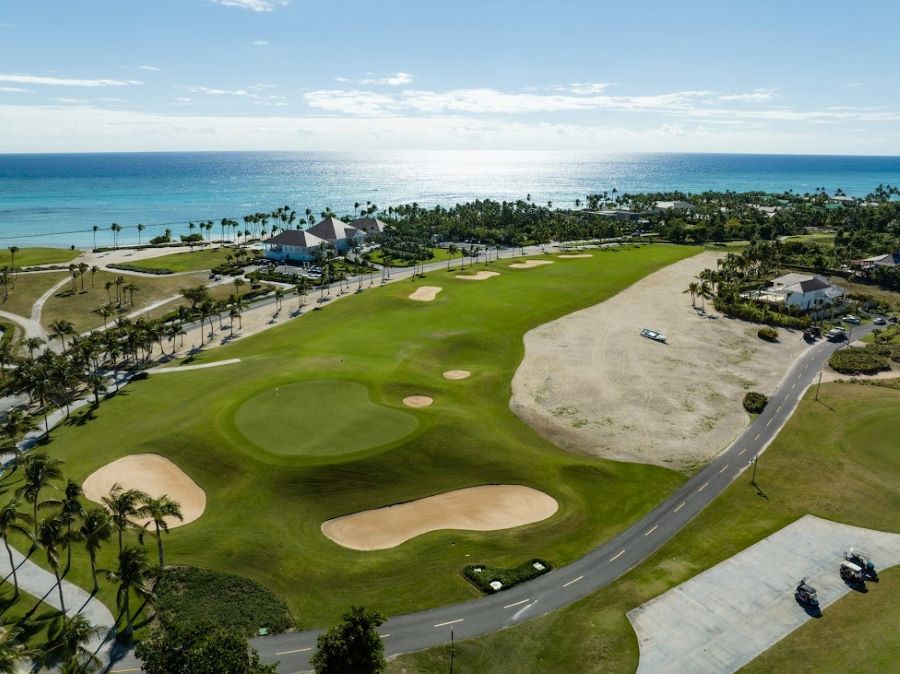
[511,252,808,469]
[409,286,443,301]
[83,454,206,528]
[443,370,471,380]
[557,254,592,259]
[509,259,554,269]
[321,485,559,550]
[456,271,500,281]
[403,395,434,408]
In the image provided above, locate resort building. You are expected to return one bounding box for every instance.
[747,272,847,311]
[263,216,370,263]
[653,200,694,212]
[348,217,389,235]
[852,252,900,270]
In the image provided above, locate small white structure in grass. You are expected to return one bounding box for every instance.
[533,562,545,571]
[490,581,503,591]
[473,567,483,573]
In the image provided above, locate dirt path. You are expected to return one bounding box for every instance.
[511,251,809,470]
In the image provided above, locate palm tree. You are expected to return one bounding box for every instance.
[22,337,44,358]
[79,508,111,593]
[683,281,701,308]
[0,409,36,463]
[7,247,18,270]
[0,500,32,598]
[105,546,153,641]
[103,281,113,305]
[57,480,85,575]
[16,453,63,539]
[37,514,67,614]
[141,495,182,568]
[49,320,76,351]
[447,243,458,270]
[92,225,99,250]
[46,613,103,674]
[110,223,122,249]
[0,621,31,673]
[101,484,149,554]
[89,265,99,288]
[698,280,713,313]
[77,263,89,290]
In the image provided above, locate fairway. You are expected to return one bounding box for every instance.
[233,380,419,457]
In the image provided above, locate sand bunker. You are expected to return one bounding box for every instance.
[557,254,593,259]
[456,271,500,281]
[83,454,206,528]
[409,286,443,301]
[443,370,471,380]
[511,251,808,469]
[321,485,559,550]
[403,395,434,408]
[509,259,554,269]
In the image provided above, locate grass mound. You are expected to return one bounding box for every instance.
[463,559,552,594]
[153,566,293,637]
[233,380,419,457]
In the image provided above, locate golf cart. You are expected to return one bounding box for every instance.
[640,328,667,343]
[844,549,877,578]
[803,326,822,341]
[840,560,864,585]
[794,578,819,607]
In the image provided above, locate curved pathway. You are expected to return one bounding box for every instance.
[110,325,875,674]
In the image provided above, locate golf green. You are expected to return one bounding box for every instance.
[233,380,419,457]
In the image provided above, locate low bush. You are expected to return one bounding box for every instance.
[107,263,174,275]
[462,559,552,594]
[829,346,891,375]
[757,327,779,342]
[153,566,293,637]
[716,300,811,329]
[743,391,768,414]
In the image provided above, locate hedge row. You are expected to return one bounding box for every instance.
[716,300,811,329]
[829,345,892,375]
[107,263,174,275]
[462,559,552,594]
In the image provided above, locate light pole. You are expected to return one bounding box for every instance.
[751,453,759,486]
[814,368,824,400]
[449,625,455,674]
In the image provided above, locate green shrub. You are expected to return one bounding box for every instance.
[757,327,779,342]
[153,566,293,636]
[462,559,552,594]
[107,263,174,275]
[829,346,891,375]
[743,391,768,414]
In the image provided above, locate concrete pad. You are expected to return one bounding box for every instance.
[628,515,900,674]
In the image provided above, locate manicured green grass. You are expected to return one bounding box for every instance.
[0,247,79,268]
[27,244,697,627]
[40,269,215,333]
[390,383,900,673]
[233,380,419,457]
[0,271,68,318]
[0,587,64,654]
[741,566,900,673]
[370,247,456,267]
[112,246,248,273]
[781,233,836,245]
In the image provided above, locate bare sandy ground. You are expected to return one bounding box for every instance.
[511,251,809,470]
[557,254,593,259]
[456,271,500,280]
[403,395,434,408]
[443,370,471,380]
[509,259,554,269]
[79,244,206,268]
[82,454,206,528]
[409,286,443,301]
[320,485,559,550]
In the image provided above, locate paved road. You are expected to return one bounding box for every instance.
[108,321,873,674]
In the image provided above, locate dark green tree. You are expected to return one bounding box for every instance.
[311,606,386,674]
[135,623,278,674]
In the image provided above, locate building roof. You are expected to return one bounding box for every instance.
[264,229,326,248]
[654,200,694,210]
[771,272,833,294]
[874,252,900,267]
[797,278,829,292]
[348,217,389,234]
[306,216,352,242]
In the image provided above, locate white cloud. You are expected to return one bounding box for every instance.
[137,65,161,72]
[185,86,259,98]
[210,0,287,11]
[0,86,30,93]
[0,74,141,87]
[569,82,610,94]
[336,72,413,86]
[252,40,270,46]
[717,88,775,103]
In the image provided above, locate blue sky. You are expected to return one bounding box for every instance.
[1,0,899,154]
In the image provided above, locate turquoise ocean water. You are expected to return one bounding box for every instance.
[1,151,899,248]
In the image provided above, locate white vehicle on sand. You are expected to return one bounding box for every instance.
[640,328,668,343]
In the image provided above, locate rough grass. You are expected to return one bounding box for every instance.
[153,566,293,636]
[389,383,900,673]
[0,247,79,268]
[112,246,248,273]
[233,380,419,457]
[0,271,68,318]
[22,244,696,627]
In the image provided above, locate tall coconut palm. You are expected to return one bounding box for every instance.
[100,484,149,555]
[16,453,63,539]
[79,508,111,593]
[0,500,32,598]
[0,409,36,464]
[141,496,182,568]
[0,620,33,673]
[91,225,99,250]
[683,281,701,308]
[22,337,44,358]
[46,613,103,674]
[49,320,76,351]
[6,247,18,270]
[105,546,153,641]
[37,514,67,614]
[57,480,85,575]
[447,243,458,270]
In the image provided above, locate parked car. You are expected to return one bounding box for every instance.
[843,315,861,325]
[873,316,887,325]
[826,327,847,342]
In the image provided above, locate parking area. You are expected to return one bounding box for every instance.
[627,515,900,674]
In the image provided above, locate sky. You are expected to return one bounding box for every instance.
[1,0,899,154]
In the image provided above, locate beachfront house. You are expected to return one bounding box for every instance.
[263,215,369,263]
[764,272,846,311]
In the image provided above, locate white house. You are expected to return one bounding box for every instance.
[766,272,846,310]
[654,200,694,212]
[264,216,367,263]
[852,252,900,270]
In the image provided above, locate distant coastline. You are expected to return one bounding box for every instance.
[1,151,899,248]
